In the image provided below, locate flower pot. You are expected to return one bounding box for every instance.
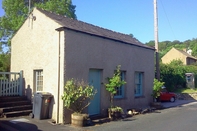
[71,113,88,127]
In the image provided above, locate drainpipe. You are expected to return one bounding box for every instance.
[57,30,61,124]
[56,27,65,124]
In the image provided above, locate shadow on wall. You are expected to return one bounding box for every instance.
[23,78,33,100]
[23,78,54,119]
[25,85,32,100]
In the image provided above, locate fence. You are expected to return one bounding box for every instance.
[0,71,23,96]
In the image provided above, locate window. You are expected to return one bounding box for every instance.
[134,72,143,97]
[34,70,43,91]
[114,71,125,98]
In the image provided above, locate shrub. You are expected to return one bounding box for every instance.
[105,65,126,108]
[61,79,97,114]
[152,78,165,99]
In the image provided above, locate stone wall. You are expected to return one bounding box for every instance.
[176,93,197,100]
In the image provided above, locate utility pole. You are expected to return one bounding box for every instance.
[28,0,31,27]
[154,0,160,80]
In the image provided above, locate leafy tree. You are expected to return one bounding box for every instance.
[169,59,183,66]
[105,65,126,108]
[0,53,10,72]
[0,0,77,71]
[146,38,197,60]
[191,44,197,57]
[34,0,77,19]
[145,40,155,47]
[0,0,77,44]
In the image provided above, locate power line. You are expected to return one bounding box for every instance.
[159,0,177,40]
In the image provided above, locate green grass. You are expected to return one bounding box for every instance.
[175,88,197,93]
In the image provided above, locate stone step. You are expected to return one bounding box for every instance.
[0,101,31,108]
[0,96,28,102]
[3,110,32,118]
[0,96,32,118]
[176,93,197,100]
[0,105,32,114]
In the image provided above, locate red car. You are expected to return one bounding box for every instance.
[158,88,176,102]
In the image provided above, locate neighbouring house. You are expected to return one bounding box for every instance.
[161,47,197,65]
[11,8,155,124]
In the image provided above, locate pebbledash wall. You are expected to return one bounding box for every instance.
[62,29,155,123]
[11,8,65,123]
[11,8,155,123]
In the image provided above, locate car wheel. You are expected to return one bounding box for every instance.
[170,97,175,102]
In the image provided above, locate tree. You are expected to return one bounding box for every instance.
[169,59,183,66]
[0,53,10,72]
[105,65,126,108]
[35,0,77,19]
[192,44,197,57]
[0,0,77,44]
[0,0,77,71]
[145,40,155,47]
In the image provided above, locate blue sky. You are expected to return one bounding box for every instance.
[0,0,197,43]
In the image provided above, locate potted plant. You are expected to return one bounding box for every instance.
[61,78,97,127]
[151,78,165,108]
[105,65,126,120]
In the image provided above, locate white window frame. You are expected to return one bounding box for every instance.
[134,72,143,97]
[34,70,43,92]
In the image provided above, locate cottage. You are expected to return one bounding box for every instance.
[11,8,155,123]
[161,47,197,65]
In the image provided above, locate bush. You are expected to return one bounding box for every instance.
[152,78,165,99]
[61,79,97,114]
[160,63,186,91]
[160,63,197,91]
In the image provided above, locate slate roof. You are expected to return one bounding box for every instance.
[175,48,197,60]
[36,8,154,50]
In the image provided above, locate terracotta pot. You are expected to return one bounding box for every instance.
[71,113,88,127]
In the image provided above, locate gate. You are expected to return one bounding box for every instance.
[0,71,23,96]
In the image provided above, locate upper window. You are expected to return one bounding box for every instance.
[114,71,126,98]
[34,70,43,91]
[134,72,143,97]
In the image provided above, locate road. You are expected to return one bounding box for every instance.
[83,102,197,131]
[1,101,197,131]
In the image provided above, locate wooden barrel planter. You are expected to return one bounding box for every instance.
[71,113,88,127]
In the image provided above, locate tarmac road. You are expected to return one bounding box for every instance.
[0,100,197,131]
